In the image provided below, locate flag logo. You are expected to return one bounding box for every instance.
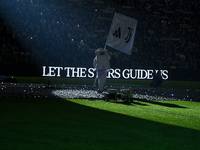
[113,27,121,38]
[124,27,132,43]
[106,13,137,55]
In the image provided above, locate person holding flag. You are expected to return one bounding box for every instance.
[93,48,110,93]
[93,13,137,93]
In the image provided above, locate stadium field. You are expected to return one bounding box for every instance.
[0,97,200,150]
[0,77,200,149]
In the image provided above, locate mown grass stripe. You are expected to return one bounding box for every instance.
[134,104,200,120]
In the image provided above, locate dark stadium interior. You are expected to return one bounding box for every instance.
[1,2,200,150]
[0,0,199,71]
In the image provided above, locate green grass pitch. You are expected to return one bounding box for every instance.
[0,77,200,149]
[0,97,200,150]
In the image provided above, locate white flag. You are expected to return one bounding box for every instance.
[106,13,137,55]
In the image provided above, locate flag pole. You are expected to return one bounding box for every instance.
[104,43,107,50]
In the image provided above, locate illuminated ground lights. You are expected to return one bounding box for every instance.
[0,82,199,101]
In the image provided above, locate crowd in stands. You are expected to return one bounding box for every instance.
[0,0,200,69]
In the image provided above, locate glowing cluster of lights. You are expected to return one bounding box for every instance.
[0,83,199,101]
[0,83,55,98]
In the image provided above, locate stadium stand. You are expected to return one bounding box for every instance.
[0,0,199,69]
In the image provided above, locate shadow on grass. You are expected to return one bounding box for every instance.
[112,101,149,106]
[108,98,187,108]
[0,97,199,150]
[137,99,188,108]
